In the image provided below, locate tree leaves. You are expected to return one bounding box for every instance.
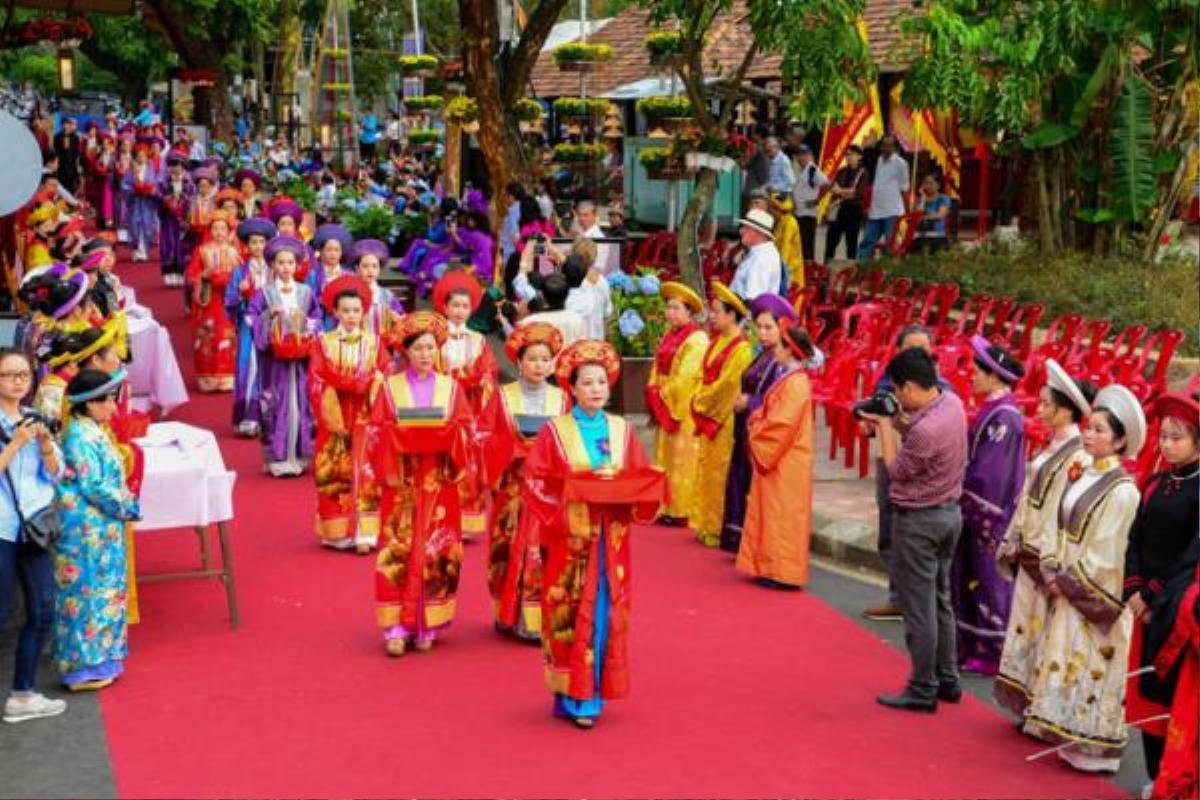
[1022,122,1078,149]
[1109,74,1157,223]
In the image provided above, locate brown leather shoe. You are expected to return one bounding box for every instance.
[863,603,903,621]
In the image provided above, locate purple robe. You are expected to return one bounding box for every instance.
[248,282,320,471]
[226,258,271,428]
[952,392,1026,674]
[123,163,160,254]
[157,175,194,275]
[399,226,495,295]
[720,350,790,553]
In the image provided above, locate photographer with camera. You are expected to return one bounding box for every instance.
[859,347,967,714]
[861,325,950,621]
[0,348,66,724]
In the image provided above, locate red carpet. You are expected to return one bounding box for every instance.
[98,254,1123,798]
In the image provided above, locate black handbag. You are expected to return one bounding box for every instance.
[0,429,63,551]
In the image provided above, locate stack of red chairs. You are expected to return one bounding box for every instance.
[800,263,1189,480]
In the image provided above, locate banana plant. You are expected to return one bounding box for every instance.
[1109,73,1156,224]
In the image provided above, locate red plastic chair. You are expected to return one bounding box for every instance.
[1063,319,1113,375]
[996,303,1046,361]
[1113,328,1186,401]
[810,266,858,339]
[918,282,960,332]
[986,297,1018,339]
[944,294,995,340]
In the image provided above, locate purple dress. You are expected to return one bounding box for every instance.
[225,257,271,429]
[248,281,320,475]
[720,350,789,553]
[123,162,161,254]
[157,175,194,276]
[952,392,1026,674]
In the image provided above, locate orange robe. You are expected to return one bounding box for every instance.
[185,240,240,392]
[524,413,663,701]
[371,372,475,637]
[441,327,498,539]
[735,367,814,587]
[479,380,571,638]
[309,328,387,548]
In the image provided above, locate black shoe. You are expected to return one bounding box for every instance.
[937,684,962,703]
[877,691,937,713]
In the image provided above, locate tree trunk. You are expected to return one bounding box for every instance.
[147,0,235,141]
[460,0,566,232]
[677,168,718,294]
[1032,151,1055,253]
[273,0,303,110]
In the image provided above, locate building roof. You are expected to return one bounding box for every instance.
[529,0,914,99]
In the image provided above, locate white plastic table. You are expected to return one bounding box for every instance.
[134,422,240,627]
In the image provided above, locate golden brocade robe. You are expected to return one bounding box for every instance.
[1022,460,1139,772]
[646,325,708,520]
[689,330,753,545]
[994,431,1090,715]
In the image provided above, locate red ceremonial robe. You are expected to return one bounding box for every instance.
[371,372,475,636]
[524,413,663,701]
[309,328,388,548]
[479,381,571,637]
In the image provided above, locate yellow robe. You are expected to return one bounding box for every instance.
[647,326,708,520]
[736,368,814,586]
[689,330,752,545]
[775,214,804,289]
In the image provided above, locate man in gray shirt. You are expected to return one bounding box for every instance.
[764,136,795,194]
[857,134,909,260]
[861,347,967,713]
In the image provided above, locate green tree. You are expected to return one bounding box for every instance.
[641,0,875,290]
[901,0,1199,258]
[146,0,275,141]
[82,15,177,100]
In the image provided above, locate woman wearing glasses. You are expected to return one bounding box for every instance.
[53,369,141,693]
[0,348,65,723]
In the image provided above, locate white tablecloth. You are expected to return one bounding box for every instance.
[127,314,189,414]
[134,422,237,532]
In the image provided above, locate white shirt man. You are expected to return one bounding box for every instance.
[869,150,911,220]
[572,201,618,274]
[791,148,829,219]
[729,209,782,300]
[566,274,613,340]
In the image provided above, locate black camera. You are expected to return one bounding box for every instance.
[20,410,60,435]
[853,391,899,419]
[534,233,548,256]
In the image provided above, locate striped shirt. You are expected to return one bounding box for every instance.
[887,390,968,509]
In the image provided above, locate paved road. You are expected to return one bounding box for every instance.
[1,557,1145,799]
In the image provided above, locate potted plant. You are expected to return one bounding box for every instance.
[345,204,397,242]
[552,42,614,73]
[445,96,479,123]
[643,31,683,66]
[397,54,440,77]
[514,98,544,122]
[325,46,349,59]
[407,128,441,150]
[403,95,444,113]
[606,269,667,413]
[636,96,692,121]
[552,96,610,120]
[639,146,691,180]
[323,82,353,94]
[551,142,607,165]
[334,109,354,122]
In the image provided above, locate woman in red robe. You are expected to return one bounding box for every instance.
[372,311,475,657]
[433,270,498,541]
[309,276,388,554]
[185,210,240,392]
[479,322,569,642]
[524,340,665,728]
